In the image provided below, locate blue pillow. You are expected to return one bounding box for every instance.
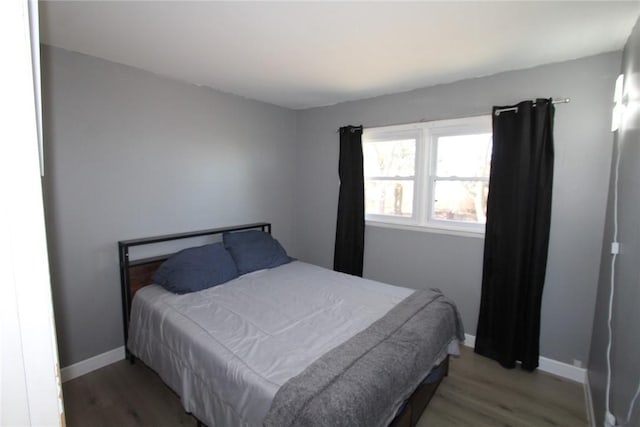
[223,230,292,274]
[152,242,239,294]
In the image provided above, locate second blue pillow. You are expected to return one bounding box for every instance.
[223,230,292,275]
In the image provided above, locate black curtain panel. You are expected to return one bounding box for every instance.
[475,99,555,371]
[334,125,365,277]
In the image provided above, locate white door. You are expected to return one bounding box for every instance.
[0,1,65,425]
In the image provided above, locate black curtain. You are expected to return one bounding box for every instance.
[334,125,365,277]
[475,99,555,371]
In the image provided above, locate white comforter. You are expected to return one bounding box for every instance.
[128,261,414,427]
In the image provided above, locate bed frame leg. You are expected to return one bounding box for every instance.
[125,348,135,365]
[444,355,450,377]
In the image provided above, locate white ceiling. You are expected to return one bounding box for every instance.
[39,1,640,110]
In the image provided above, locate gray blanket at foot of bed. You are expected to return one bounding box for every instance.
[263,288,465,427]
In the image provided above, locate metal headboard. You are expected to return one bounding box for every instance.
[118,222,271,360]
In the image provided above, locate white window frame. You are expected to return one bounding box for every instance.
[362,125,423,226]
[363,115,492,237]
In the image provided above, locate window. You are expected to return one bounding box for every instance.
[363,129,418,218]
[363,116,492,235]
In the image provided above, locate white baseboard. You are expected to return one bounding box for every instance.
[538,355,586,383]
[61,346,125,382]
[584,372,596,427]
[462,334,586,384]
[464,333,476,348]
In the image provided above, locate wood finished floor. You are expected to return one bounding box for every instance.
[62,346,588,426]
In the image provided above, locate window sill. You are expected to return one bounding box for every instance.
[365,220,485,239]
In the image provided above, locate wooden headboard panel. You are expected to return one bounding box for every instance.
[118,222,271,359]
[127,256,167,299]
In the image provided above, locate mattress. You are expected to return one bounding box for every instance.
[128,260,457,427]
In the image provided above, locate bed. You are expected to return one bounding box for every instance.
[119,223,464,427]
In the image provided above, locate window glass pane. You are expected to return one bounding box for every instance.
[363,139,415,177]
[433,180,488,223]
[436,134,492,178]
[365,180,413,217]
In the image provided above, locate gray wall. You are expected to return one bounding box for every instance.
[589,17,640,426]
[41,46,298,367]
[43,41,626,372]
[295,52,621,365]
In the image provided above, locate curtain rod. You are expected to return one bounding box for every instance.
[337,97,570,132]
[494,98,570,116]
